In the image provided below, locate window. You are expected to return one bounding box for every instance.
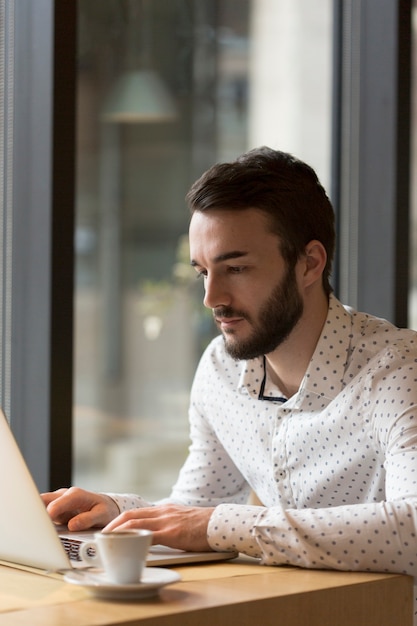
[2,0,410,493]
[73,0,333,498]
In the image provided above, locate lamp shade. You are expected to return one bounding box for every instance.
[102,69,177,123]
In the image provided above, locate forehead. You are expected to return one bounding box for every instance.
[189,208,280,261]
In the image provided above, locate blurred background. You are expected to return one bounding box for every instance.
[73,0,333,499]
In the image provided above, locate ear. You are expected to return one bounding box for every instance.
[300,240,327,288]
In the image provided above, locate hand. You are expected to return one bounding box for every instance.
[103,503,215,552]
[41,487,120,531]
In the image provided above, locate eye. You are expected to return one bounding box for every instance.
[228,266,245,274]
[195,269,207,280]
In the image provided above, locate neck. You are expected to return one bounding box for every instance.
[265,291,329,398]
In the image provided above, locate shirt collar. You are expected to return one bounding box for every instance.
[237,295,353,406]
[298,295,353,404]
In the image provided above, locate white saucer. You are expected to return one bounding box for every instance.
[64,567,181,599]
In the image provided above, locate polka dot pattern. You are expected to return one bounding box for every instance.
[109,295,417,621]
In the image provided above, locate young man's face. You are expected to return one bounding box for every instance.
[189,208,304,360]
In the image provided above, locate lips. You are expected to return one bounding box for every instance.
[213,307,247,332]
[215,316,244,330]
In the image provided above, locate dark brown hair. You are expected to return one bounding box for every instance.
[186,146,335,295]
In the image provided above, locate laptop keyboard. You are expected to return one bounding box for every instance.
[60,536,97,562]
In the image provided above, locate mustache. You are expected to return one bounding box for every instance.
[213,307,247,319]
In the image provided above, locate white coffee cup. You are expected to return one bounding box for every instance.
[79,529,153,584]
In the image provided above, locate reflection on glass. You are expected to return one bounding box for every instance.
[74,0,332,499]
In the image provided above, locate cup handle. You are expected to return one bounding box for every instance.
[79,541,102,566]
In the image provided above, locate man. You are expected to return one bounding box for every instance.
[43,147,417,611]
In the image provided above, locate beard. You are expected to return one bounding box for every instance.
[214,265,303,361]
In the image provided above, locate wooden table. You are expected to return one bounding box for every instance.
[0,558,413,626]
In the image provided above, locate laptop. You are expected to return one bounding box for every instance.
[0,409,237,574]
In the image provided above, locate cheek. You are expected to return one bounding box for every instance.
[241,281,273,312]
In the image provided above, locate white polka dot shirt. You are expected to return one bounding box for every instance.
[109,295,417,620]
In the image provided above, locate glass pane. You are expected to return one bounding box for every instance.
[74,0,333,500]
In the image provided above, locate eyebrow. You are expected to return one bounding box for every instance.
[190,250,249,267]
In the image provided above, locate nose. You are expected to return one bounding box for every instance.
[203,274,231,309]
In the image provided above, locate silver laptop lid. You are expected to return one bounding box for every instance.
[0,409,71,571]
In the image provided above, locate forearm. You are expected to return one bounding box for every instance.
[208,498,417,577]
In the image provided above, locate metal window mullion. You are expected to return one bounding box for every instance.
[0,0,14,421]
[334,0,411,324]
[338,0,361,309]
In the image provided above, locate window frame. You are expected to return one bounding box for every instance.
[1,0,75,490]
[332,0,412,326]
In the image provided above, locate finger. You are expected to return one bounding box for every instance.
[45,487,101,526]
[40,488,68,507]
[103,508,159,532]
[66,509,106,532]
[104,515,209,552]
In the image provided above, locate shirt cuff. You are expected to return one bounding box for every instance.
[207,503,266,558]
[104,493,151,513]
